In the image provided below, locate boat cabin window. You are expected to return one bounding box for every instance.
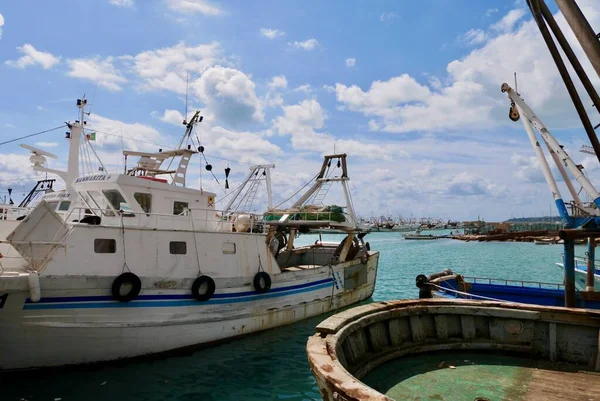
[94,239,116,253]
[173,201,188,216]
[134,193,152,215]
[169,241,187,255]
[58,201,71,211]
[103,190,134,216]
[87,191,115,217]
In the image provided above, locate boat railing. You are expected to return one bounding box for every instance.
[464,276,564,290]
[65,207,265,233]
[264,209,354,227]
[0,206,30,220]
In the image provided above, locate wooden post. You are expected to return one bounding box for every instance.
[286,229,296,251]
[587,237,596,292]
[564,238,576,307]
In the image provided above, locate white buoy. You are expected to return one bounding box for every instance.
[234,214,253,232]
[28,272,41,303]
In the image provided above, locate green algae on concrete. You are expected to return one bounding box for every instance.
[362,352,536,401]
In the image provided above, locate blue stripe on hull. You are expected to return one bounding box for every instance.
[23,280,334,310]
[25,278,334,304]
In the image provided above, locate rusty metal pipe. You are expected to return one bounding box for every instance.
[539,0,600,112]
[554,0,600,80]
[527,0,600,164]
[559,228,600,240]
[564,238,576,307]
[587,237,596,292]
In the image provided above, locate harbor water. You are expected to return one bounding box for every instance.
[2,231,568,401]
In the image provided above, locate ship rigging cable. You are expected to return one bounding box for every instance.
[0,125,67,147]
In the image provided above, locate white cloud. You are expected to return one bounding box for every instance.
[268,75,287,90]
[380,12,398,22]
[86,114,166,152]
[293,84,312,94]
[462,29,487,45]
[272,99,401,159]
[34,142,59,148]
[345,58,356,68]
[289,38,319,51]
[125,41,222,94]
[0,12,4,39]
[368,120,380,131]
[193,65,264,125]
[491,8,526,33]
[334,3,600,133]
[485,8,499,17]
[5,44,60,69]
[260,28,285,39]
[335,74,431,116]
[109,0,134,7]
[165,0,222,15]
[159,109,185,126]
[67,56,126,91]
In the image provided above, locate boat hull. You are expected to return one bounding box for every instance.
[0,253,378,370]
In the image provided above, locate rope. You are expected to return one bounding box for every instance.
[188,208,204,276]
[272,171,321,210]
[328,265,335,308]
[428,283,520,303]
[119,213,131,273]
[0,125,66,147]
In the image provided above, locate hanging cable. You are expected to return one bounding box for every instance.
[188,208,204,276]
[0,125,66,147]
[271,171,321,210]
[120,213,131,273]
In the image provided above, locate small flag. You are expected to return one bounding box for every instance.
[86,132,96,141]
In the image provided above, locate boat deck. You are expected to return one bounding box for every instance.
[362,351,600,401]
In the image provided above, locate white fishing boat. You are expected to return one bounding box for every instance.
[0,104,379,370]
[0,116,92,272]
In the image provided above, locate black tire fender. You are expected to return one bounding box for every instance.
[253,271,272,293]
[111,272,142,303]
[191,275,216,302]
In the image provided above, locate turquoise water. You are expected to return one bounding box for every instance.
[3,232,571,401]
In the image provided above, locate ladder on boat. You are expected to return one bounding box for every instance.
[311,179,333,205]
[238,175,262,212]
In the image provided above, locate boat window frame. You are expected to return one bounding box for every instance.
[102,189,134,217]
[173,201,189,216]
[134,192,152,216]
[58,201,71,211]
[94,238,117,253]
[87,190,116,217]
[169,241,187,255]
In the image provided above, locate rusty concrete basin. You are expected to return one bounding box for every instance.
[307,299,600,401]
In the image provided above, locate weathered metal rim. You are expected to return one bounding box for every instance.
[306,298,600,401]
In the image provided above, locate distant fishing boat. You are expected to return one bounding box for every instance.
[402,229,448,240]
[555,256,600,291]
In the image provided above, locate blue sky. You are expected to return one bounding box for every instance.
[1,0,600,221]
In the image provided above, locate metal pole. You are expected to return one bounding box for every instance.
[587,237,596,292]
[528,0,600,164]
[554,0,600,80]
[564,238,576,307]
[539,0,600,111]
